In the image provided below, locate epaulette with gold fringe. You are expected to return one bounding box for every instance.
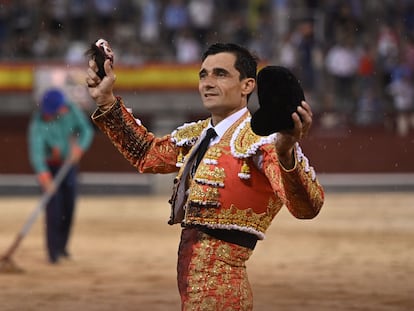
[171,119,210,167]
[171,119,211,147]
[230,117,278,179]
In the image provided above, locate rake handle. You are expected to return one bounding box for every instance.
[1,160,73,260]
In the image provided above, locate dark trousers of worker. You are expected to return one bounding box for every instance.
[45,165,78,263]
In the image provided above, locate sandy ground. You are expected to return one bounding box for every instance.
[0,192,413,311]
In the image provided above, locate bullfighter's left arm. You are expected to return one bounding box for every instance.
[262,143,324,219]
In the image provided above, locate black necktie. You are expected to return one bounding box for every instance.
[193,128,217,173]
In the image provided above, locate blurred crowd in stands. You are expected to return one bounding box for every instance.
[1,0,414,135]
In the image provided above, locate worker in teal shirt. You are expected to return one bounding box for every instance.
[28,88,94,264]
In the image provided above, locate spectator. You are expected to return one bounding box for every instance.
[138,0,161,44]
[68,0,91,41]
[188,0,215,45]
[376,22,400,89]
[295,19,319,98]
[277,31,298,71]
[92,0,120,37]
[162,0,189,50]
[386,63,414,136]
[325,33,360,124]
[9,0,35,59]
[355,42,382,126]
[174,29,201,64]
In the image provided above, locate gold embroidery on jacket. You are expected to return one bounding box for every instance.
[187,183,221,208]
[185,197,283,239]
[194,164,225,187]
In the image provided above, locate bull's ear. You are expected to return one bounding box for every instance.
[85,39,114,79]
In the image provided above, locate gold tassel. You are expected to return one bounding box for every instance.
[176,147,184,167]
[238,159,251,179]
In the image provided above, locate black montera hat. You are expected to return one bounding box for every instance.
[251,66,305,135]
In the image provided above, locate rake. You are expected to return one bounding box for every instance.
[0,159,73,273]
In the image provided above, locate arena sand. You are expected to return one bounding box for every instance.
[0,192,413,311]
